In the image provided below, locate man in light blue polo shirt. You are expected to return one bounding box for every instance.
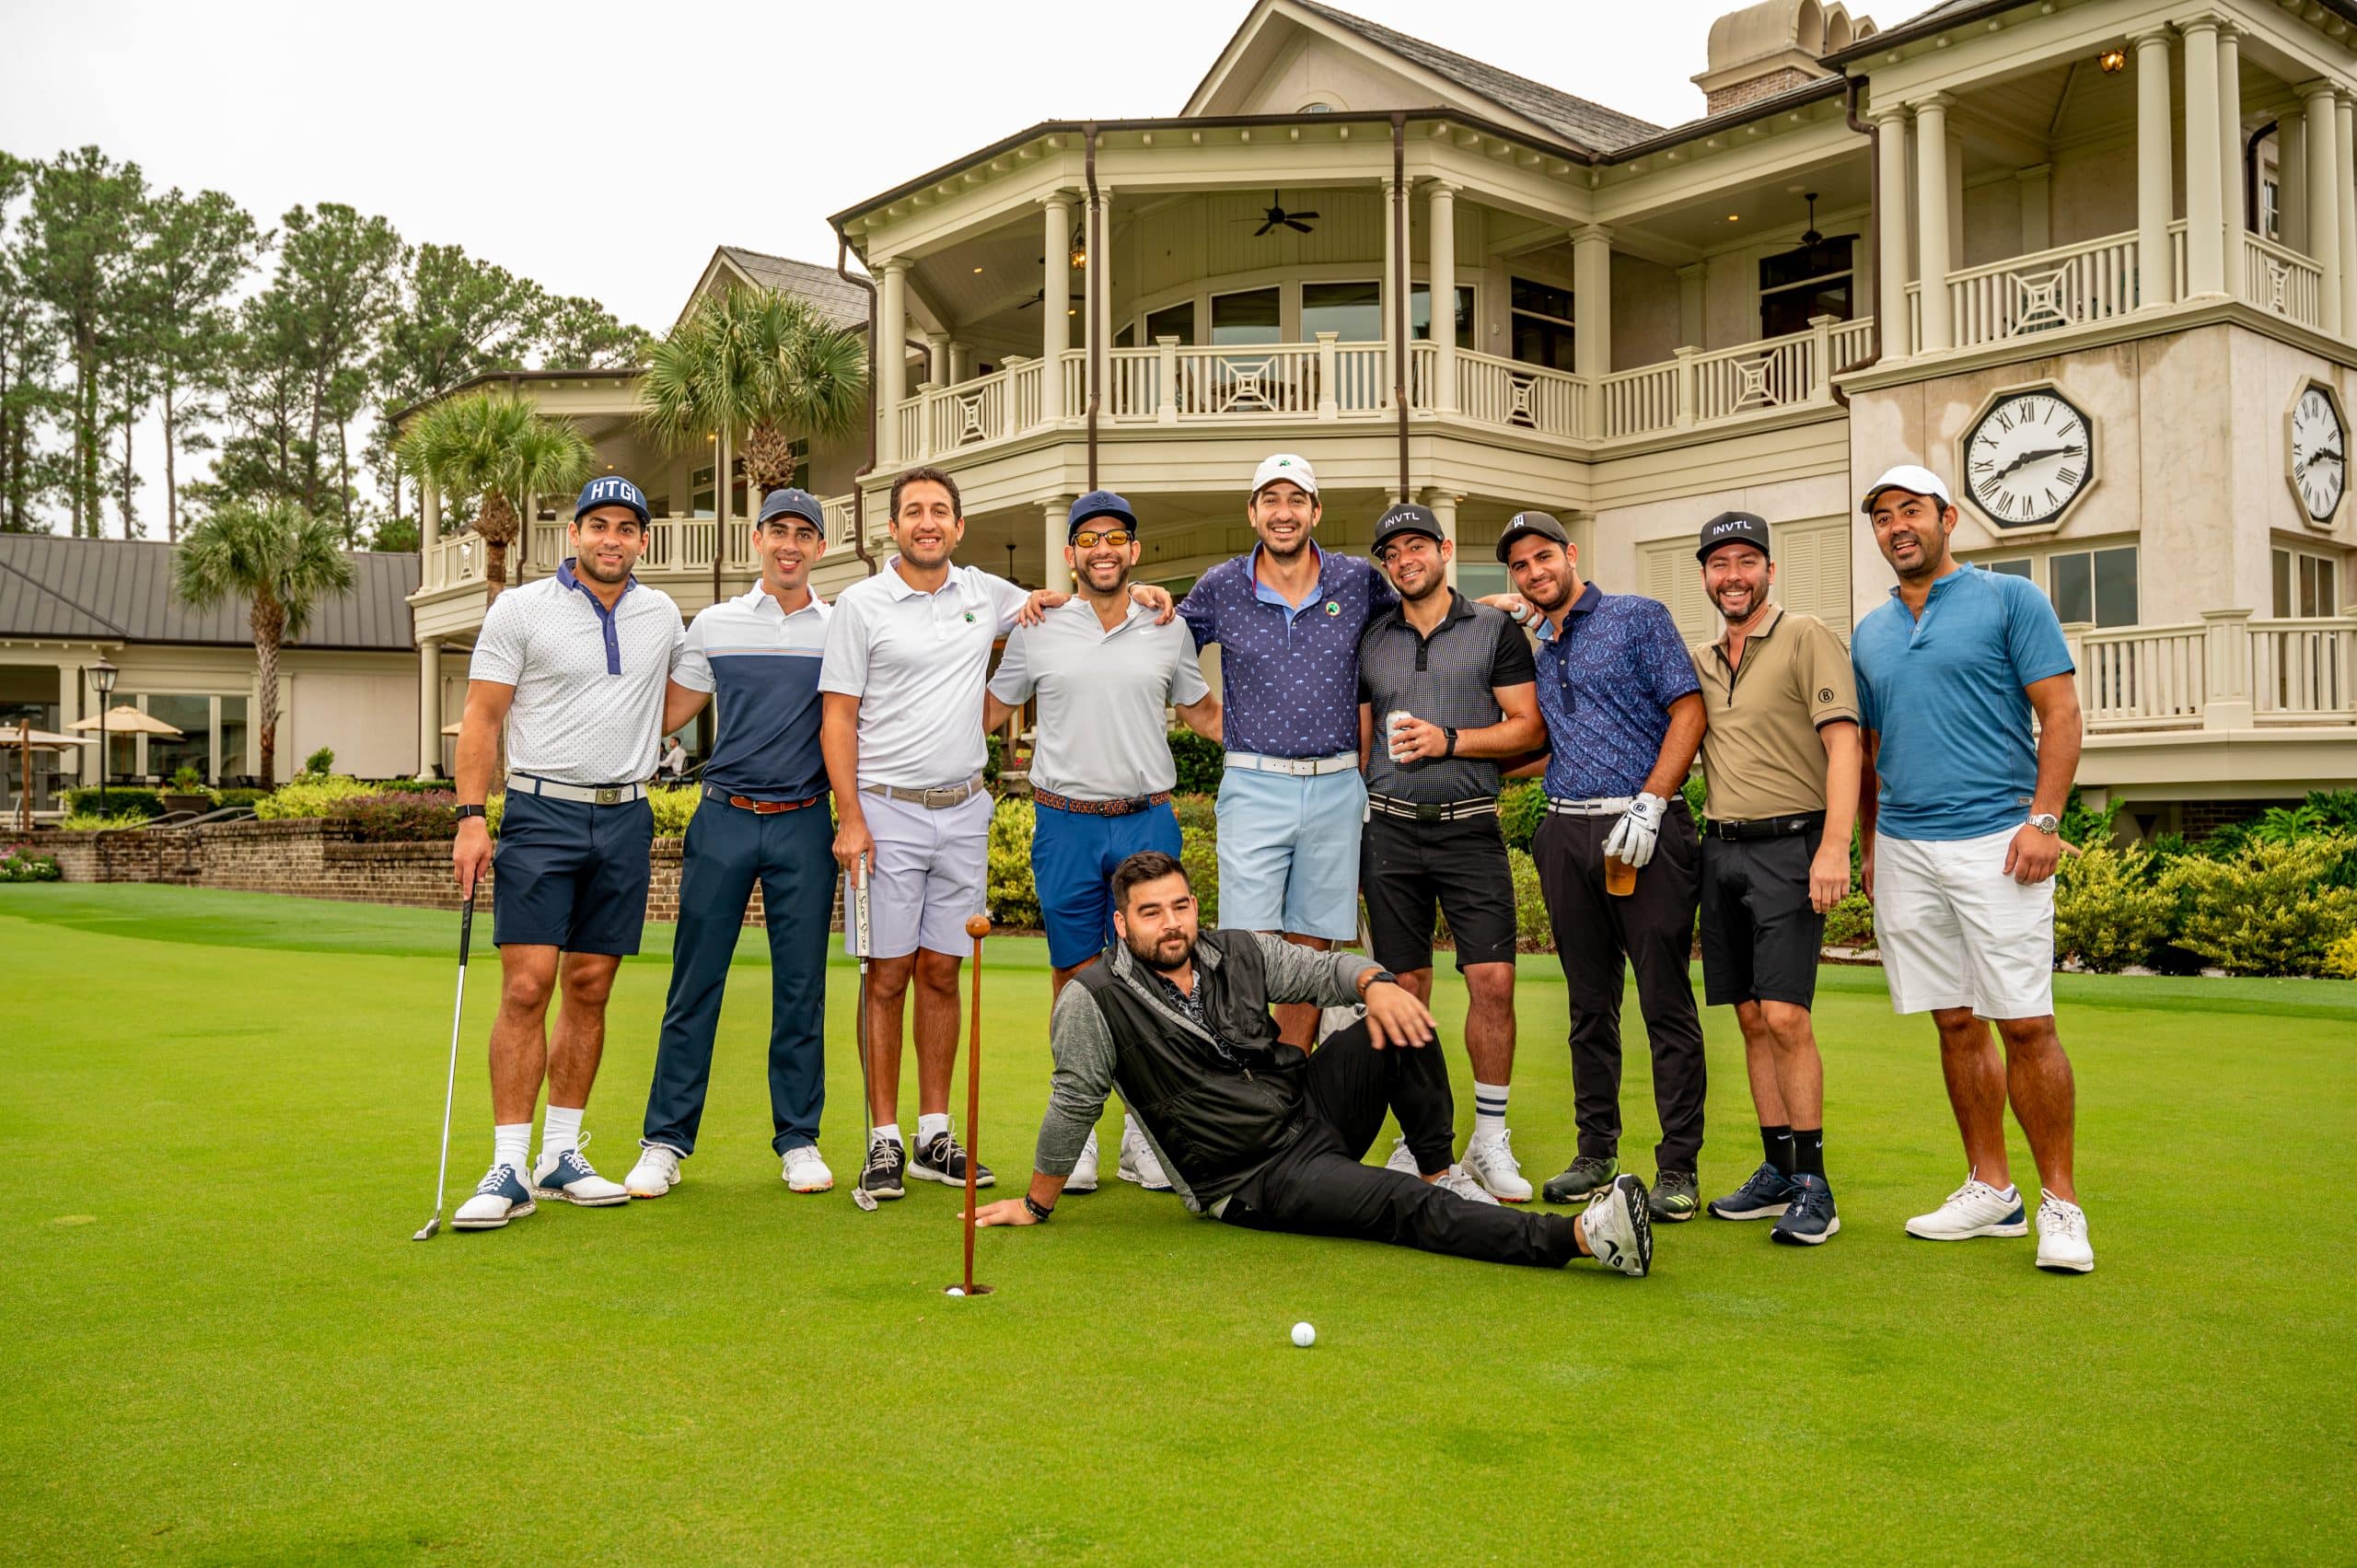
[625,488,839,1202]
[1852,463,2093,1275]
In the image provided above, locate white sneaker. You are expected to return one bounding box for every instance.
[532,1134,630,1207]
[2035,1191,2095,1274]
[1580,1174,1653,1277]
[1118,1119,1173,1191]
[1067,1130,1101,1193]
[1462,1127,1532,1202]
[625,1144,681,1199]
[1384,1133,1422,1175]
[782,1144,833,1192]
[1437,1165,1502,1205]
[451,1161,536,1230]
[1905,1177,2028,1240]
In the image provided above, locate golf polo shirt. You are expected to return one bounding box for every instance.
[1689,604,1859,821]
[818,556,1029,789]
[1178,540,1396,758]
[988,598,1209,799]
[1852,564,2074,842]
[673,585,831,801]
[468,562,684,784]
[1358,589,1535,803]
[1532,582,1701,800]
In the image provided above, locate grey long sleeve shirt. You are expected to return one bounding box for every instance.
[1033,932,1377,1213]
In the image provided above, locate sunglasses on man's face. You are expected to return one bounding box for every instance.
[1073,528,1133,549]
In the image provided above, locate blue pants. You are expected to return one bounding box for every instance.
[1031,800,1182,969]
[642,800,832,1156]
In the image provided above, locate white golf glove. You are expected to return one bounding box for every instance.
[1602,792,1668,869]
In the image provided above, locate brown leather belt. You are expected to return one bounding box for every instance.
[704,783,823,815]
[1032,787,1172,817]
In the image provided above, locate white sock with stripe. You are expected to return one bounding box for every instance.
[1473,1082,1510,1136]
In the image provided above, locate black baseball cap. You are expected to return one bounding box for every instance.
[1696,510,1771,563]
[758,487,826,529]
[1371,503,1444,556]
[1494,510,1570,563]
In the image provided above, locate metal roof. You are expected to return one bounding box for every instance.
[0,534,419,650]
[715,248,872,330]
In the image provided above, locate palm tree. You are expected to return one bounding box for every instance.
[397,392,595,605]
[174,499,355,784]
[638,285,866,499]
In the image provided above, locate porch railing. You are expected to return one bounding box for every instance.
[2252,615,2357,721]
[2241,232,2326,329]
[2063,610,2357,732]
[1459,345,1584,438]
[1946,230,2143,349]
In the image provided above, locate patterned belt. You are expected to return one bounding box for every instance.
[1367,793,1497,823]
[861,775,987,810]
[1033,787,1172,818]
[704,783,824,815]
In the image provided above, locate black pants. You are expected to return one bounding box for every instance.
[1532,804,1707,1171]
[1220,1022,1583,1269]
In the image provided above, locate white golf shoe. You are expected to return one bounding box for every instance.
[1067,1130,1101,1193]
[625,1144,681,1199]
[782,1144,833,1193]
[532,1134,630,1207]
[451,1162,536,1230]
[1905,1177,2029,1240]
[1384,1134,1422,1175]
[1118,1117,1173,1191]
[1580,1174,1654,1277]
[1462,1127,1532,1202]
[2034,1191,2095,1274]
[1436,1166,1502,1205]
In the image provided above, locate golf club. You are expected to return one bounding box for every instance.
[849,856,878,1213]
[949,912,993,1296]
[412,894,476,1241]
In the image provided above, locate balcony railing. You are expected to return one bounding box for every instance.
[2064,611,2357,733]
[1600,316,1864,439]
[422,500,860,591]
[2241,232,2327,329]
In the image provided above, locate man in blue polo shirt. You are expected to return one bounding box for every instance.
[1496,511,1709,1224]
[1178,453,1396,1050]
[624,488,839,1202]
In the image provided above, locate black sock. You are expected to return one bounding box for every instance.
[1793,1127,1825,1179]
[1761,1124,1794,1177]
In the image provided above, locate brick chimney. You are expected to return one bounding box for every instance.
[1693,0,1877,116]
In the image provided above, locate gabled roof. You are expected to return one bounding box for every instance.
[705,248,871,331]
[0,535,419,651]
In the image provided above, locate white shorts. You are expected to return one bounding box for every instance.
[1875,828,2056,1019]
[851,788,993,960]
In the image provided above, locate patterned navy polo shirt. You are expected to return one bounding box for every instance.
[1532,581,1701,799]
[1178,541,1398,759]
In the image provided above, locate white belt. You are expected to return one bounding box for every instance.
[507,773,648,807]
[1225,750,1358,777]
[1545,796,1632,817]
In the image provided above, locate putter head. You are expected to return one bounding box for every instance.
[412,1216,440,1240]
[853,1189,878,1213]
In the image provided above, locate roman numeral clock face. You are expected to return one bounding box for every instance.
[2291,385,2346,522]
[1964,389,2091,529]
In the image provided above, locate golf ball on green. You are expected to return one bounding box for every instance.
[1291,1321,1315,1348]
[946,1287,966,1297]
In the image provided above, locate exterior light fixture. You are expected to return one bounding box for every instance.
[2099,46,2126,73]
[1727,214,1740,222]
[972,265,984,273]
[1070,226,1088,270]
[89,656,119,812]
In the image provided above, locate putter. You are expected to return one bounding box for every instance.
[412,895,476,1241]
[949,912,994,1296]
[849,857,879,1213]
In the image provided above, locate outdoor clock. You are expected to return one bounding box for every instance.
[2288,380,2347,526]
[1962,386,2094,530]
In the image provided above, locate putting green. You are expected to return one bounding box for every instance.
[3,884,2350,1563]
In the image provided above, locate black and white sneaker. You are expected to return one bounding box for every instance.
[858,1137,907,1202]
[911,1131,993,1189]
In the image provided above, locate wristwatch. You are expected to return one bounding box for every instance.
[455,805,488,821]
[2026,813,2060,835]
[1357,967,1399,997]
[1022,1193,1054,1222]
[1443,726,1459,758]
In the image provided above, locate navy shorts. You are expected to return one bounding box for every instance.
[492,790,656,955]
[1030,799,1182,969]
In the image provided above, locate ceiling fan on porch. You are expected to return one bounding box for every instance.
[1245,190,1319,236]
[1794,191,1856,251]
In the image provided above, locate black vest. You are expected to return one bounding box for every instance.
[1074,931,1307,1205]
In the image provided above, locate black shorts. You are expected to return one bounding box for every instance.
[1698,825,1826,1009]
[1360,811,1518,972]
[492,790,656,955]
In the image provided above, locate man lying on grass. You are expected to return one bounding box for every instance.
[966,851,1653,1276]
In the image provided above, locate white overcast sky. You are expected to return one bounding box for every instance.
[2,0,1938,532]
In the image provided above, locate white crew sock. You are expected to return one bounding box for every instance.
[493,1123,531,1174]
[541,1104,583,1160]
[1473,1082,1510,1137]
[871,1121,902,1149]
[917,1111,951,1144]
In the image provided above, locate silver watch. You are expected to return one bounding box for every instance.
[2026,813,2060,835]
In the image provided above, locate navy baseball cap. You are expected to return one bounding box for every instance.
[1494,510,1570,563]
[575,474,650,528]
[759,487,826,529]
[1696,510,1771,563]
[1067,489,1138,536]
[1371,503,1445,555]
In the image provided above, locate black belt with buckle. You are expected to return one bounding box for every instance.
[1702,811,1826,842]
[1367,794,1498,824]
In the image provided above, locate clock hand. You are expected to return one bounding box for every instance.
[1994,446,2073,482]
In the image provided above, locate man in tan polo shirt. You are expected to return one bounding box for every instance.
[1686,511,1859,1247]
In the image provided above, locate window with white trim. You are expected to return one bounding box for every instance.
[2274,545,2340,616]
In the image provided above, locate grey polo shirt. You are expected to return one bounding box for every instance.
[1356,589,1536,803]
[989,598,1210,799]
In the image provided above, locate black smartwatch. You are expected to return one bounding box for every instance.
[1359,967,1399,997]
[1443,726,1459,757]
[1022,1193,1054,1223]
[455,804,487,821]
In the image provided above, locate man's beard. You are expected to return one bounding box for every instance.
[1397,570,1445,604]
[1079,561,1132,597]
[1126,931,1191,972]
[574,552,632,584]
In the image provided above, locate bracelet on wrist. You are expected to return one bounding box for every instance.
[1023,1193,1054,1222]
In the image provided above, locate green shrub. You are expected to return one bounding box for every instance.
[366,778,456,796]
[2306,788,2357,836]
[1821,891,1875,950]
[1170,792,1216,838]
[2059,784,2120,848]
[2160,835,2357,976]
[2054,846,2175,972]
[60,808,153,831]
[2324,929,2357,980]
[1680,772,1706,819]
[1168,727,1225,796]
[64,786,164,820]
[214,787,271,811]
[985,732,1004,786]
[327,791,458,842]
[987,795,1040,929]
[1499,781,1544,854]
[1180,820,1219,927]
[169,764,206,792]
[649,784,699,838]
[252,774,377,819]
[1,843,62,881]
[1507,848,1549,950]
[304,747,335,776]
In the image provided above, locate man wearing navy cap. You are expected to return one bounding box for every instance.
[625,488,840,1202]
[985,490,1223,1192]
[450,474,685,1231]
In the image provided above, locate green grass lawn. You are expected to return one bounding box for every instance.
[4,885,2351,1565]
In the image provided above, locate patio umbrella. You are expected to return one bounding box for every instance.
[10,721,95,833]
[67,705,186,738]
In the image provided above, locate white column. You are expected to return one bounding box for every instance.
[1424,491,1460,588]
[924,331,949,388]
[2219,25,2244,297]
[948,342,971,384]
[714,429,731,532]
[878,259,910,464]
[421,482,440,546]
[1676,261,1707,350]
[1040,193,1073,398]
[1093,186,1115,371]
[1913,95,1955,351]
[1382,176,1401,409]
[1041,496,1072,596]
[2182,17,2225,297]
[2134,33,2176,309]
[2337,92,2356,333]
[1426,180,1458,412]
[1572,224,1613,435]
[2304,80,2342,334]
[416,639,442,780]
[1875,106,1912,353]
[2282,117,2308,253]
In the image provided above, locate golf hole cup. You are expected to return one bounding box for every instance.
[1386,711,1416,764]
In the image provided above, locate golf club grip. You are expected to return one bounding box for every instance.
[458,895,475,965]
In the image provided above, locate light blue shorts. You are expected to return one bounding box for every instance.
[1214,764,1366,941]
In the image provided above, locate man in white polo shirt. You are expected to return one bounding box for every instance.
[448,474,685,1231]
[821,465,1171,1203]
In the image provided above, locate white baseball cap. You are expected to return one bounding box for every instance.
[1250,453,1319,498]
[1860,463,1953,515]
